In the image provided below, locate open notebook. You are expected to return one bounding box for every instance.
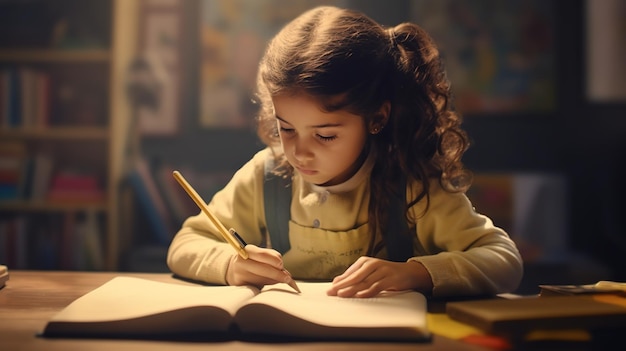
[42,277,430,341]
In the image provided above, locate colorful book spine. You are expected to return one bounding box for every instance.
[128,158,173,245]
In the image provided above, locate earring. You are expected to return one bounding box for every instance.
[370,126,382,134]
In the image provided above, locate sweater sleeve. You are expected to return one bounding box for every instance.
[408,181,524,297]
[166,149,270,284]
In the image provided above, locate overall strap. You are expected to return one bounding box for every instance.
[383,177,414,262]
[263,157,292,255]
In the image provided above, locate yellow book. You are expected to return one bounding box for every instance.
[42,277,430,341]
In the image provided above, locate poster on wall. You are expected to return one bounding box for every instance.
[198,0,346,128]
[411,0,556,115]
[136,0,183,135]
[586,0,626,103]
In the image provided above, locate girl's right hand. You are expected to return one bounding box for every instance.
[225,245,293,289]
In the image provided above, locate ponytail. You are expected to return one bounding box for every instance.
[385,23,472,199]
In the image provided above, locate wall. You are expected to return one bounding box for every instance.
[135,0,625,285]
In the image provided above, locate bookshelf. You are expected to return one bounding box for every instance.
[0,0,139,270]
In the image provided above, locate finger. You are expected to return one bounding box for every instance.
[328,270,374,297]
[244,245,285,270]
[331,257,377,290]
[331,256,368,284]
[335,269,388,298]
[240,270,286,289]
[352,275,389,298]
[238,253,292,284]
[345,262,415,297]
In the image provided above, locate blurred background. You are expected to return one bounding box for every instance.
[0,0,624,294]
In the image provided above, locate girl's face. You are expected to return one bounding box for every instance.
[272,93,369,186]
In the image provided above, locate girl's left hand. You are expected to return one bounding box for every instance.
[326,256,433,298]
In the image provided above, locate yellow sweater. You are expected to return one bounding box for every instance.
[167,148,523,297]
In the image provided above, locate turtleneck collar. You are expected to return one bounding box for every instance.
[308,150,375,194]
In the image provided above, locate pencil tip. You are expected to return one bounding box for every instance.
[289,280,301,293]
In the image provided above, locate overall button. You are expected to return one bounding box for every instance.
[319,191,329,203]
[313,219,320,228]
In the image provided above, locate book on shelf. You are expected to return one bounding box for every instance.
[0,141,28,200]
[0,145,56,202]
[154,164,197,226]
[446,293,626,337]
[35,71,51,128]
[0,216,28,269]
[41,276,430,341]
[69,211,104,271]
[19,68,36,128]
[0,67,50,129]
[2,68,20,128]
[46,170,104,203]
[0,212,103,271]
[31,217,62,270]
[0,70,6,127]
[128,158,173,245]
[28,153,54,200]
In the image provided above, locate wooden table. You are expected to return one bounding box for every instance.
[0,270,489,351]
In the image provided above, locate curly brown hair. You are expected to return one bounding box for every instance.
[255,6,472,242]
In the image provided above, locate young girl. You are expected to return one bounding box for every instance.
[167,6,523,298]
